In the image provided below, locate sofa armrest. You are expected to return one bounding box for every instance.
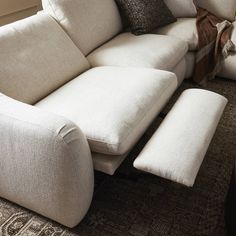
[0,93,94,227]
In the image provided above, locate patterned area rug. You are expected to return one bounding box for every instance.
[0,78,235,236]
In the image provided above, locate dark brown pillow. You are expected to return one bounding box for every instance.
[115,0,177,35]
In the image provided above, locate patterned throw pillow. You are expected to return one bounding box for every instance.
[115,0,177,35]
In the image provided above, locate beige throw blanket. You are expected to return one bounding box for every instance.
[194,7,235,84]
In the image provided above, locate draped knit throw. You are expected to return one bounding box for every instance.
[194,7,235,84]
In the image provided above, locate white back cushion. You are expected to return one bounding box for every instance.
[196,0,236,21]
[164,0,197,17]
[42,0,123,56]
[0,13,90,104]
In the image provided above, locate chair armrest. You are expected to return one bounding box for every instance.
[0,93,94,227]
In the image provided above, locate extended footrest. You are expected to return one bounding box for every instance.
[134,89,228,187]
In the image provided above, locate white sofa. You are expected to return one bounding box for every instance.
[0,0,234,228]
[42,0,236,82]
[157,1,236,80]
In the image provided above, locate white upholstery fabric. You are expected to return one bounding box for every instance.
[171,58,186,85]
[0,13,89,104]
[196,0,236,22]
[185,52,195,78]
[87,33,188,71]
[0,93,94,227]
[231,21,236,52]
[92,152,128,175]
[42,0,122,56]
[164,0,197,17]
[218,21,236,79]
[36,66,178,155]
[218,54,236,80]
[134,89,228,187]
[154,18,198,51]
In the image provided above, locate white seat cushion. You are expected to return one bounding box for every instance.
[42,0,122,56]
[87,32,188,71]
[134,89,228,187]
[36,66,178,155]
[154,18,198,51]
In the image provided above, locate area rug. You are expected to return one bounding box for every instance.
[0,78,235,236]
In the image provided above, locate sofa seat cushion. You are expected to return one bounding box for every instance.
[36,66,178,155]
[133,89,227,187]
[87,32,188,71]
[154,18,198,51]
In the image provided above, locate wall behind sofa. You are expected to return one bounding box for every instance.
[0,0,42,26]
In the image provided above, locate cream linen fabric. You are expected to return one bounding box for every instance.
[154,18,198,51]
[218,21,236,79]
[185,52,195,78]
[134,89,228,187]
[0,93,94,227]
[42,0,122,56]
[196,0,236,22]
[231,21,236,51]
[164,0,197,17]
[171,58,186,85]
[92,152,128,175]
[218,54,236,80]
[87,33,188,71]
[0,13,89,104]
[36,66,178,155]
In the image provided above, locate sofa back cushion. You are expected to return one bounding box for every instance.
[0,13,90,104]
[196,0,236,21]
[164,0,197,18]
[42,0,123,56]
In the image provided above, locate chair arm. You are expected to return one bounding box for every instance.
[0,93,94,227]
